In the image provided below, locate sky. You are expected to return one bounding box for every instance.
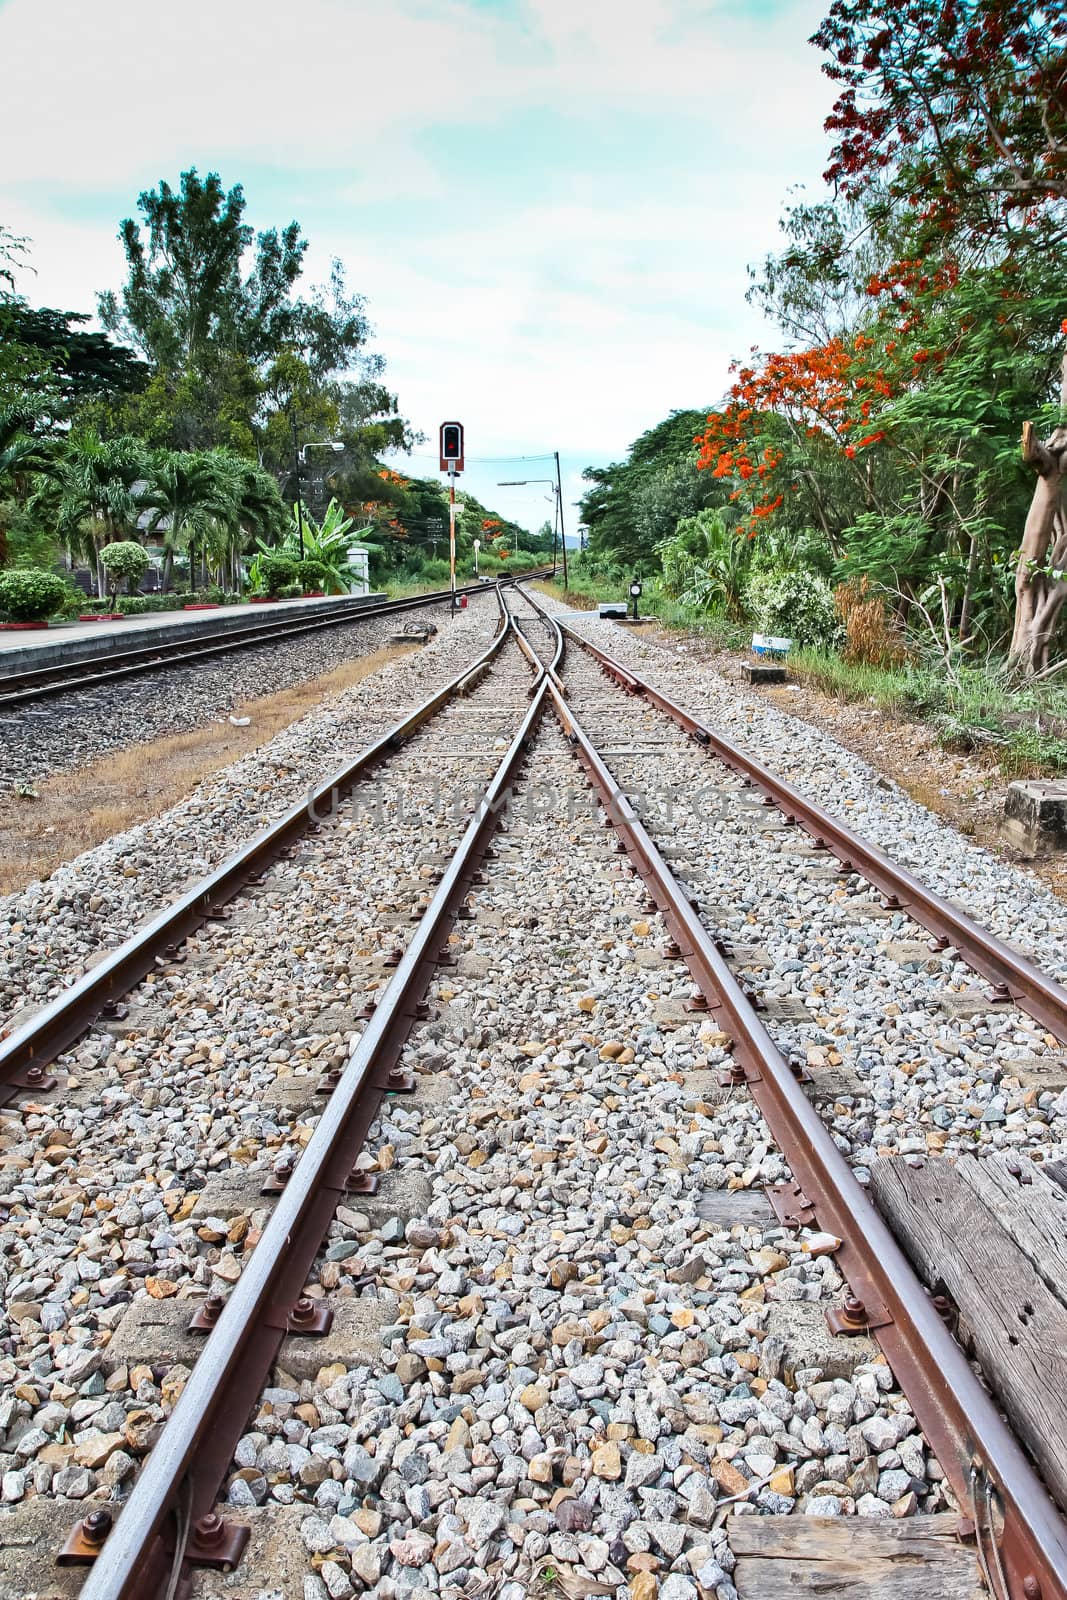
[0,0,835,539]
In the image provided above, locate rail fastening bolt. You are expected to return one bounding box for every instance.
[25,1066,43,1084]
[932,1294,954,1326]
[194,1512,226,1548]
[842,1296,867,1327]
[727,1064,747,1086]
[290,1297,316,1327]
[81,1509,113,1547]
[202,1294,224,1325]
[1022,1579,1041,1599]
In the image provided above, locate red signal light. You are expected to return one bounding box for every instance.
[439,421,464,473]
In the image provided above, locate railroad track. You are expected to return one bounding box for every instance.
[0,573,552,712]
[1,582,1065,1599]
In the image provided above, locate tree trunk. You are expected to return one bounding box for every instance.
[161,548,174,592]
[1008,421,1067,675]
[959,525,980,646]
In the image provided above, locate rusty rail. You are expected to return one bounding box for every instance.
[68,636,552,1600]
[525,593,1067,1046]
[531,606,1067,1600]
[0,587,518,1103]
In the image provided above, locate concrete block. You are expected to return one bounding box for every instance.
[1003,779,1067,855]
[362,1169,433,1228]
[695,1188,775,1228]
[193,1170,266,1219]
[761,998,812,1023]
[0,1502,314,1600]
[193,1163,433,1235]
[998,1054,1067,1092]
[761,1301,878,1381]
[192,1506,309,1599]
[0,1498,87,1600]
[408,1072,454,1106]
[103,1293,392,1382]
[652,999,700,1031]
[742,662,787,685]
[681,1071,727,1108]
[261,1075,322,1111]
[942,988,1012,1019]
[806,1063,867,1101]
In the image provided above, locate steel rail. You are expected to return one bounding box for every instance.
[70,655,552,1600]
[0,570,553,710]
[507,601,566,689]
[540,643,1067,1600]
[0,587,518,1104]
[524,593,1067,1046]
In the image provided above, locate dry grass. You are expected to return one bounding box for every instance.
[0,641,418,895]
[834,577,906,668]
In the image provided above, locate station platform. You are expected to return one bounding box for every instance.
[0,592,388,676]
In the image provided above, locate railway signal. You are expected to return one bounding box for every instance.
[629,579,642,621]
[439,421,464,473]
[440,421,464,611]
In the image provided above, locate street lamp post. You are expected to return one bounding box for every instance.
[473,538,481,576]
[497,475,567,581]
[292,436,344,561]
[289,414,304,561]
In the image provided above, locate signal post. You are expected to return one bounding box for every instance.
[439,421,464,612]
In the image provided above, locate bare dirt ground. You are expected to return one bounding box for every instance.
[0,641,419,895]
[633,624,1067,902]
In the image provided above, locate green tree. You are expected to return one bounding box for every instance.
[30,430,145,595]
[140,448,248,590]
[580,410,724,570]
[97,170,389,465]
[100,539,149,602]
[0,302,146,419]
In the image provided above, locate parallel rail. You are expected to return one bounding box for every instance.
[0,585,518,1102]
[514,591,1067,1600]
[523,592,1067,1046]
[69,630,553,1600]
[0,570,553,711]
[24,585,1067,1598]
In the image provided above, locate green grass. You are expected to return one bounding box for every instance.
[787,648,1067,777]
[530,568,1067,780]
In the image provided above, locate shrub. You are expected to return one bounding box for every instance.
[834,577,906,667]
[299,559,329,593]
[100,540,149,597]
[0,567,71,622]
[251,553,300,597]
[277,581,303,599]
[745,568,843,651]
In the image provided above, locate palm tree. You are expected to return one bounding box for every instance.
[0,406,47,490]
[139,449,239,592]
[30,429,144,596]
[209,455,286,592]
[0,406,49,567]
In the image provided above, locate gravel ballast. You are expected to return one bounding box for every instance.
[0,597,466,786]
[0,600,1061,1599]
[0,597,501,1031]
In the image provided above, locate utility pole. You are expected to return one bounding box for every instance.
[554,450,568,587]
[290,412,305,561]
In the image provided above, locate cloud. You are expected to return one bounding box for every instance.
[0,0,836,531]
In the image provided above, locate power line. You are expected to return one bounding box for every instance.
[398,451,557,466]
